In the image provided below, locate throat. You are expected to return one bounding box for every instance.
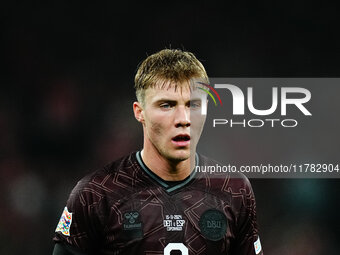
[140,149,194,181]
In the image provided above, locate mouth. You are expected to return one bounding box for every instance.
[171,134,191,147]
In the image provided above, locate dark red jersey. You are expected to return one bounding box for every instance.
[54,151,263,255]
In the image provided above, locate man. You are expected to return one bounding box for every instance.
[53,49,263,254]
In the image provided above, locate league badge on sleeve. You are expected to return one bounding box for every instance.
[55,207,72,236]
[254,236,262,254]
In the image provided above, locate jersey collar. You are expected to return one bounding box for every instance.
[136,151,199,193]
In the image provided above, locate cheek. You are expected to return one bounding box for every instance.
[146,117,166,138]
[192,114,206,129]
[191,116,206,141]
[150,122,163,136]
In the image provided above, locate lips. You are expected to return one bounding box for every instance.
[172,134,190,147]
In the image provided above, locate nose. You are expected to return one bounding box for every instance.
[174,106,190,128]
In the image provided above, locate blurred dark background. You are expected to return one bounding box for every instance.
[1,1,340,254]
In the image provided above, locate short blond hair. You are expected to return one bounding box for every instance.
[134,49,208,104]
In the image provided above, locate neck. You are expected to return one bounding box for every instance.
[141,146,196,181]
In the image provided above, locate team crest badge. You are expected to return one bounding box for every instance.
[55,207,72,236]
[199,209,227,241]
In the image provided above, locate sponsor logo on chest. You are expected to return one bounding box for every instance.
[123,211,142,230]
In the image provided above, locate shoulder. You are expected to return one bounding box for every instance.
[68,152,141,206]
[196,154,255,200]
[197,154,257,214]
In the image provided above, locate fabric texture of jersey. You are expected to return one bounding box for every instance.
[54,151,263,255]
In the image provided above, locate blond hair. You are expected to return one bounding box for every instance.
[134,49,208,104]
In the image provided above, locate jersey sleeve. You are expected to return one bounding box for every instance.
[52,243,87,255]
[53,176,105,253]
[231,176,263,255]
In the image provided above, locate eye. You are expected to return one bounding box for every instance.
[160,103,172,109]
[189,100,201,109]
[160,103,170,108]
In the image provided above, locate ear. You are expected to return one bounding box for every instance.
[133,101,144,123]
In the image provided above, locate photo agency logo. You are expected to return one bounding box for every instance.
[197,79,312,128]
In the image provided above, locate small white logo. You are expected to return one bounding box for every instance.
[254,236,262,254]
[55,207,72,236]
[163,215,186,231]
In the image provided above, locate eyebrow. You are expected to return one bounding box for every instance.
[153,98,177,103]
[153,98,201,105]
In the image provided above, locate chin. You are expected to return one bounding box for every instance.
[167,150,191,162]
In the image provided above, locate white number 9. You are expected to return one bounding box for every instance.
[164,243,188,255]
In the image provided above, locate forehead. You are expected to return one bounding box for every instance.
[144,80,205,102]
